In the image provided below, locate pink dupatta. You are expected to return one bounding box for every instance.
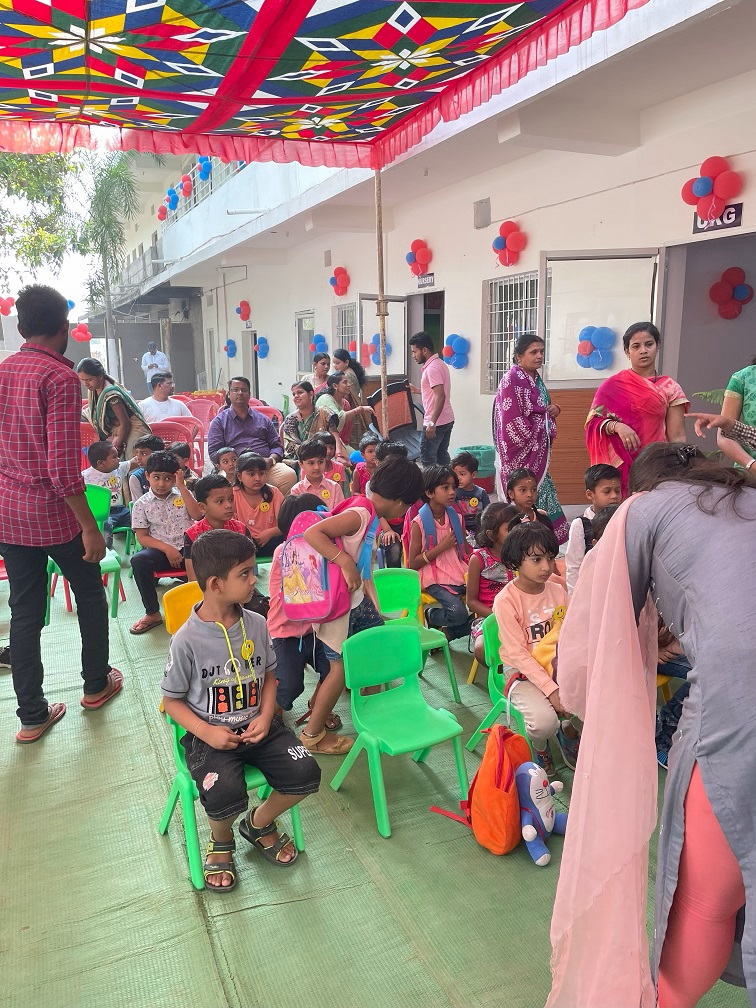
[547,498,659,1008]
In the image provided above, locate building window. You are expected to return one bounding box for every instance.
[335,302,357,352]
[484,271,538,393]
[296,313,315,373]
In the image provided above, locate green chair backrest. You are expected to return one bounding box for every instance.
[85,483,112,531]
[482,612,507,698]
[373,568,421,619]
[343,624,425,726]
[165,713,191,774]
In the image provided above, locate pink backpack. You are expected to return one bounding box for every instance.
[280,496,379,623]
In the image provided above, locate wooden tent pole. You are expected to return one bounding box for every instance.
[374,168,389,439]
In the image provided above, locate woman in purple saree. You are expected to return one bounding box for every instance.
[493,334,568,543]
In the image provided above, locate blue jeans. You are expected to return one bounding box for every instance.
[656,654,692,754]
[321,596,384,661]
[420,421,454,467]
[424,583,472,641]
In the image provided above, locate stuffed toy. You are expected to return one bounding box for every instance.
[515,762,568,866]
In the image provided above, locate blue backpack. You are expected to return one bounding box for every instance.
[418,502,468,561]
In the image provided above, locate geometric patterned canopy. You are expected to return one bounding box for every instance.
[0,0,648,169]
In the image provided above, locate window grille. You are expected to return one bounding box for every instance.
[484,271,538,393]
[335,302,357,352]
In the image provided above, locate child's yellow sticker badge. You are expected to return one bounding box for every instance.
[241,639,255,661]
[333,472,341,481]
[259,501,270,512]
[553,606,566,620]
[469,497,479,509]
[321,488,330,499]
[173,497,185,508]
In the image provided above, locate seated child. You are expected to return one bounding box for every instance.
[466,503,517,665]
[452,451,491,542]
[375,441,410,568]
[300,457,424,754]
[494,523,579,777]
[351,434,380,495]
[130,451,202,635]
[185,474,250,582]
[82,441,133,534]
[291,439,344,511]
[233,452,285,558]
[312,432,348,486]
[408,465,472,642]
[590,503,620,544]
[267,493,337,729]
[565,464,622,595]
[162,529,320,888]
[506,468,554,531]
[167,441,200,491]
[215,446,238,485]
[128,433,165,501]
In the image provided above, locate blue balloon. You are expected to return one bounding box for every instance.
[445,334,457,347]
[371,333,380,346]
[692,175,713,197]
[577,326,597,343]
[66,299,75,310]
[329,276,338,286]
[257,337,268,347]
[492,236,506,251]
[258,346,268,359]
[452,336,470,354]
[405,252,416,264]
[167,187,177,196]
[576,353,592,369]
[370,353,379,365]
[349,450,364,464]
[385,343,392,358]
[199,171,210,180]
[198,155,210,163]
[204,163,213,173]
[589,348,613,370]
[447,353,459,368]
[733,284,750,301]
[235,306,241,315]
[226,338,237,358]
[591,326,616,349]
[451,353,467,369]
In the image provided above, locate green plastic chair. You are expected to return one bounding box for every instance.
[372,568,461,703]
[465,613,532,754]
[112,500,135,556]
[45,484,125,623]
[331,624,469,838]
[159,714,306,890]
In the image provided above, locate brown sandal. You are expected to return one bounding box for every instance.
[299,728,353,755]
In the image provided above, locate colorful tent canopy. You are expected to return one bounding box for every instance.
[0,0,648,169]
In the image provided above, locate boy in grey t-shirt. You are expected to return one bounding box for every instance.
[162,529,320,891]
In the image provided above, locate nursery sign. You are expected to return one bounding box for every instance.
[693,202,743,233]
[417,272,435,288]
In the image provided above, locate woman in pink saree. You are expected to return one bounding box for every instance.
[493,334,568,543]
[585,323,688,493]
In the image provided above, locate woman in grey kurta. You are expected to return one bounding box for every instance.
[626,444,756,1003]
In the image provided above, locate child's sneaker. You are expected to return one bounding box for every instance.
[555,726,580,770]
[657,749,668,770]
[534,747,556,778]
[0,646,10,668]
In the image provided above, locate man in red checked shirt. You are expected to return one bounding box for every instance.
[0,286,123,744]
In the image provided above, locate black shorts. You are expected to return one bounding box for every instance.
[181,714,321,821]
[273,633,330,710]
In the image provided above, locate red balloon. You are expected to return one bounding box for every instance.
[738,284,754,304]
[348,341,357,352]
[7,297,14,306]
[506,230,527,252]
[680,179,699,206]
[415,247,432,265]
[699,155,729,179]
[410,261,423,276]
[498,221,519,238]
[498,249,519,267]
[240,311,250,321]
[709,281,734,305]
[309,342,317,352]
[713,170,743,201]
[722,267,746,288]
[719,300,742,320]
[441,346,454,358]
[254,344,260,352]
[334,285,347,296]
[577,340,594,356]
[0,306,9,316]
[71,328,90,342]
[181,174,191,183]
[333,266,346,276]
[410,239,426,253]
[340,274,350,287]
[697,194,725,221]
[240,300,250,309]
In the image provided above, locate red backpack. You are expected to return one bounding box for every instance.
[432,725,531,854]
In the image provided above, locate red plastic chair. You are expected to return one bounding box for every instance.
[149,421,193,446]
[192,392,225,406]
[156,415,205,471]
[254,404,284,427]
[171,394,193,403]
[187,399,220,426]
[0,558,7,581]
[81,422,98,448]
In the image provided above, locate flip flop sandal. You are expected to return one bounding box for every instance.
[203,836,238,891]
[130,616,163,635]
[299,728,354,755]
[81,668,124,709]
[239,810,298,868]
[16,702,66,744]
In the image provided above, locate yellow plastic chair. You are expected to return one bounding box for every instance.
[162,580,203,634]
[657,674,673,703]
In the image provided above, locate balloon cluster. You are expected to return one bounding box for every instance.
[492,221,527,267]
[180,173,193,198]
[576,326,615,370]
[405,239,432,277]
[254,336,269,359]
[681,156,744,222]
[234,300,251,321]
[157,170,198,220]
[368,333,392,365]
[196,156,213,182]
[223,338,237,358]
[308,333,328,354]
[441,333,469,369]
[71,321,91,343]
[709,267,753,320]
[329,266,350,297]
[0,296,15,316]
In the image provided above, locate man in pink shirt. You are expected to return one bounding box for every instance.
[410,331,455,466]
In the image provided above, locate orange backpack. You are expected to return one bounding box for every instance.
[432,725,531,855]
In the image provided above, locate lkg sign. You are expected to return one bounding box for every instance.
[693,202,743,234]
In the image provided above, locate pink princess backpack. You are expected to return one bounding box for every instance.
[280,496,379,623]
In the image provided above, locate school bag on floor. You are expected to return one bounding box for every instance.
[280,495,379,624]
[432,725,531,855]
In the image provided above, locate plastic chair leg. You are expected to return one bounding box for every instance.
[441,641,461,703]
[290,805,305,852]
[108,569,122,618]
[467,658,480,685]
[465,698,505,752]
[51,573,58,596]
[159,778,181,835]
[412,747,431,763]
[452,735,469,797]
[63,578,73,613]
[329,737,364,793]
[365,740,391,838]
[180,779,206,891]
[119,580,126,602]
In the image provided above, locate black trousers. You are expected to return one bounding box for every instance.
[0,534,110,726]
[131,547,185,615]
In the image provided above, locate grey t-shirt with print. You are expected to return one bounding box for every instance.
[162,605,276,727]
